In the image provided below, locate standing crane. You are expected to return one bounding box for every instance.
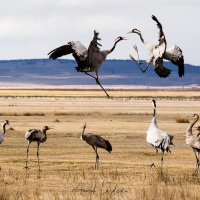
[185,114,200,175]
[80,122,112,169]
[146,99,174,168]
[25,126,53,171]
[0,120,9,170]
[128,15,184,78]
[0,120,9,144]
[48,31,127,99]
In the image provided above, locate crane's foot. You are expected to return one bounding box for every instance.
[106,94,113,99]
[150,163,156,168]
[24,166,29,170]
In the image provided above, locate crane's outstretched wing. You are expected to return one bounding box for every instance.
[152,15,166,58]
[154,57,171,78]
[48,44,73,59]
[48,41,88,61]
[163,45,184,77]
[87,30,102,65]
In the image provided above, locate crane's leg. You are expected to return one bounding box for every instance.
[37,142,41,171]
[129,54,150,74]
[193,150,199,176]
[160,151,164,169]
[84,72,112,99]
[197,152,200,175]
[94,147,99,170]
[25,141,31,170]
[150,148,158,168]
[133,45,143,65]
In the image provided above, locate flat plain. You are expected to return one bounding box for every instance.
[0,89,200,200]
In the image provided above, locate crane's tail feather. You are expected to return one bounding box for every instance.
[105,140,112,152]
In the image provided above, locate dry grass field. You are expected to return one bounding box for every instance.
[0,89,200,199]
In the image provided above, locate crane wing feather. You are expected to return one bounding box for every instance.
[85,133,112,152]
[48,44,73,59]
[87,30,102,65]
[154,57,171,78]
[152,15,166,57]
[48,41,88,62]
[25,129,42,140]
[164,45,184,77]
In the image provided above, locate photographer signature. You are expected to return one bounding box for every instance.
[72,180,128,197]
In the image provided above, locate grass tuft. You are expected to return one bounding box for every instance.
[175,115,189,123]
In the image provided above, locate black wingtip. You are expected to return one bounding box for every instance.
[105,140,112,152]
[48,54,57,60]
[178,62,185,77]
[152,15,159,23]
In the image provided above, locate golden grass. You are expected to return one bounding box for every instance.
[0,91,199,199]
[0,89,199,98]
[175,115,190,123]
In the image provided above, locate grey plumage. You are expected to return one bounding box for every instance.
[81,122,112,169]
[186,114,200,175]
[48,31,126,99]
[128,15,184,78]
[146,99,174,168]
[25,126,52,171]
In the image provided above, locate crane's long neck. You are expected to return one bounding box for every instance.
[135,31,145,44]
[153,107,156,118]
[81,126,86,140]
[151,107,157,125]
[2,122,7,135]
[106,39,121,55]
[40,129,47,143]
[186,114,199,137]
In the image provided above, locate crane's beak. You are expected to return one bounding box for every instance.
[48,126,54,129]
[122,37,128,40]
[194,126,200,130]
[126,31,132,34]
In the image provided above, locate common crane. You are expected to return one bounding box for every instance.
[128,15,184,78]
[48,31,127,99]
[81,122,112,169]
[25,126,53,171]
[146,99,174,168]
[185,114,200,175]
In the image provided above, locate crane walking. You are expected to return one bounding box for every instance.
[25,126,53,171]
[128,15,184,78]
[81,122,112,169]
[146,99,174,168]
[48,31,127,99]
[185,114,200,175]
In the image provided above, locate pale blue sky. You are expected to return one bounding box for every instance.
[0,0,199,65]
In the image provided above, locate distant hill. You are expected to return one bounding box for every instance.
[0,59,199,87]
